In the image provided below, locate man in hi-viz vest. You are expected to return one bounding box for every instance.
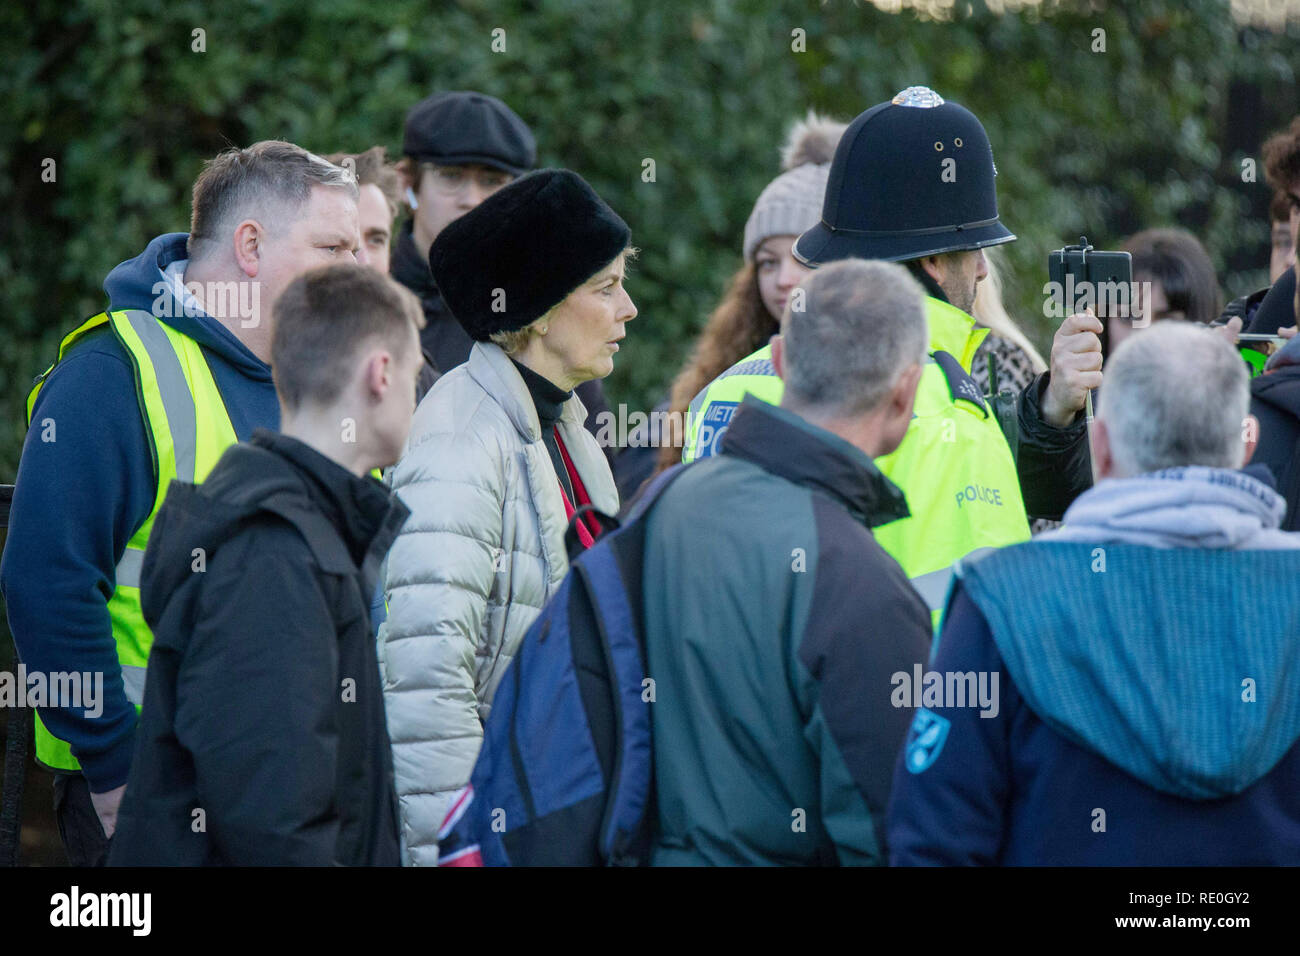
[1,141,362,864]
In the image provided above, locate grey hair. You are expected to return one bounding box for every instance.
[1097,320,1249,476]
[781,258,929,416]
[188,140,359,260]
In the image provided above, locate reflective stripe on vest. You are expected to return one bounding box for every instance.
[682,352,783,464]
[682,297,1030,627]
[27,310,238,771]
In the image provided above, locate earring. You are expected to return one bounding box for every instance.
[538,325,549,335]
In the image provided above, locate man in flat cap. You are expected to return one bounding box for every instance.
[394,91,534,384]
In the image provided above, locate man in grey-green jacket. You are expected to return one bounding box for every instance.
[642,259,933,865]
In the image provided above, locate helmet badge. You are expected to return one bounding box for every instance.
[891,86,945,108]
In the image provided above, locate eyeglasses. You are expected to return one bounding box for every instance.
[421,164,514,197]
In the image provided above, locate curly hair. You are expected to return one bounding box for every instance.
[1264,117,1300,196]
[325,145,403,221]
[654,262,775,473]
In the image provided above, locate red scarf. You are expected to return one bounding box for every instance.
[554,428,602,549]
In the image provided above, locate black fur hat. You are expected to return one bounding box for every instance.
[428,169,631,342]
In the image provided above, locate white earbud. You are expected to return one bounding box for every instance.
[406,186,419,211]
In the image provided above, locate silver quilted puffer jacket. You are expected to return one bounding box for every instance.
[378,342,618,866]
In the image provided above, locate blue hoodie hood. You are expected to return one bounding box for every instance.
[1037,466,1298,551]
[102,232,279,440]
[103,232,273,384]
[0,233,281,791]
[957,537,1300,800]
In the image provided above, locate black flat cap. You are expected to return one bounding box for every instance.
[429,169,631,342]
[403,91,536,176]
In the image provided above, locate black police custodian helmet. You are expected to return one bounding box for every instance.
[794,86,1015,266]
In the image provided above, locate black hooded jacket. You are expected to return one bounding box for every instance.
[109,431,408,866]
[1246,266,1298,336]
[1252,365,1300,531]
[391,221,475,398]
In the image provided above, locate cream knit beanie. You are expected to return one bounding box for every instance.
[742,111,847,262]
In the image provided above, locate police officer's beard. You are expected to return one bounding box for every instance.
[949,280,977,316]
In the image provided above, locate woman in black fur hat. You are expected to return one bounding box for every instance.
[377,168,636,865]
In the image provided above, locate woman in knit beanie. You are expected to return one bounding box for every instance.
[652,111,847,475]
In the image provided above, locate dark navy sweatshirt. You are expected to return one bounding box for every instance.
[0,233,279,792]
[887,569,1300,866]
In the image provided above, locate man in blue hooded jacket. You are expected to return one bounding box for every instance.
[0,140,360,864]
[888,320,1300,865]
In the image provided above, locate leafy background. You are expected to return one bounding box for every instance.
[1,0,1299,862]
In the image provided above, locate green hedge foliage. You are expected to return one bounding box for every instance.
[2,0,1298,480]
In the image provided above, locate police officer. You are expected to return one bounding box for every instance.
[683,87,1100,620]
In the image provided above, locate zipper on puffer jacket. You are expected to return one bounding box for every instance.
[508,653,538,821]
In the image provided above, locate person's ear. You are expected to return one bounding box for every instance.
[919,254,945,287]
[770,333,786,382]
[365,350,393,400]
[1242,413,1260,467]
[1091,417,1114,481]
[396,159,420,211]
[893,362,923,422]
[232,220,263,277]
[874,362,923,458]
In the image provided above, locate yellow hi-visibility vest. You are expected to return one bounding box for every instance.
[26,310,238,771]
[683,296,1031,626]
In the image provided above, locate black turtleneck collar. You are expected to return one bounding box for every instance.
[718,396,911,529]
[512,359,572,429]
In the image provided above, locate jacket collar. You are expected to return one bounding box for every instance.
[249,429,409,574]
[925,295,989,372]
[467,342,589,443]
[719,395,910,528]
[391,222,436,301]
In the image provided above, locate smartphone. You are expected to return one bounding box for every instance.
[1236,332,1291,356]
[1048,237,1134,318]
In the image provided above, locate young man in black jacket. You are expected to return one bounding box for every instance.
[110,265,424,866]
